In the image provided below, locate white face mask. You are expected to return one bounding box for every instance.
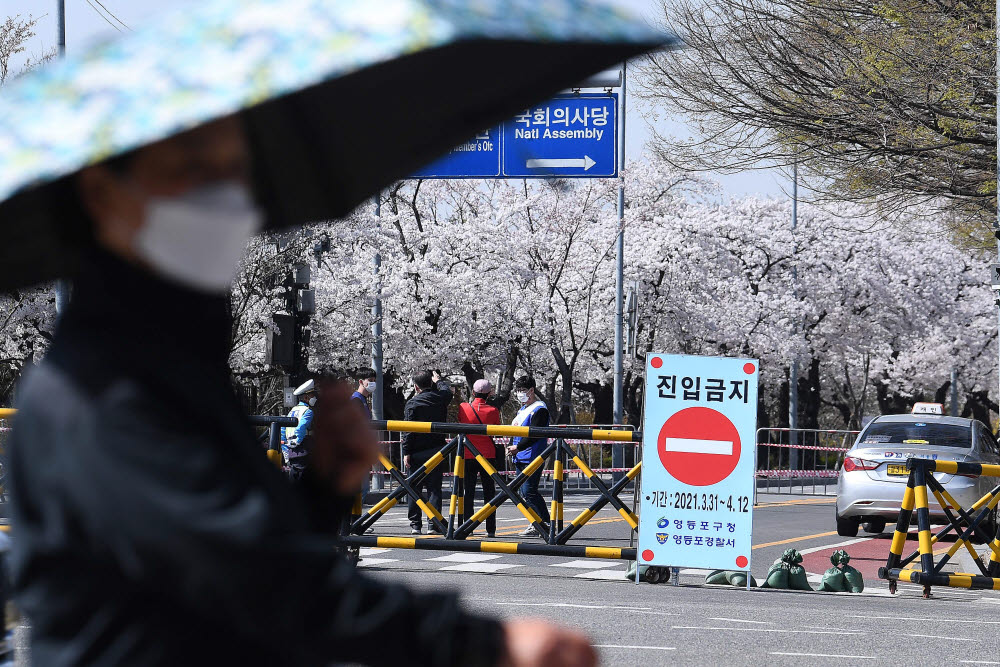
[515,391,529,404]
[133,181,262,293]
[365,381,377,394]
[307,396,317,407]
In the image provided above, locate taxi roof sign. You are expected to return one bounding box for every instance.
[911,402,944,416]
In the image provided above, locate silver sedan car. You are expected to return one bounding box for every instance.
[835,410,1000,537]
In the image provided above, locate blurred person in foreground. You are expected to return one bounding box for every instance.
[458,379,501,538]
[6,118,595,667]
[284,378,318,480]
[401,369,452,534]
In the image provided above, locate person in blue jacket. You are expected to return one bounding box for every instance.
[284,379,317,480]
[505,376,551,537]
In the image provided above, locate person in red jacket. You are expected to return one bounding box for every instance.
[458,379,502,538]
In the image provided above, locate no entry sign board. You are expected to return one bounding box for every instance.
[638,353,759,573]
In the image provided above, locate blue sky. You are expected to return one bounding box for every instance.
[8,0,787,197]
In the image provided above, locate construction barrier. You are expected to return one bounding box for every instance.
[879,457,1000,598]
[349,420,642,547]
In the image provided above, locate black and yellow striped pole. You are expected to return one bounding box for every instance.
[912,463,935,582]
[340,534,636,561]
[447,436,466,539]
[567,445,639,529]
[374,420,640,445]
[884,469,916,589]
[352,439,456,535]
[549,440,566,543]
[556,461,641,545]
[454,438,553,541]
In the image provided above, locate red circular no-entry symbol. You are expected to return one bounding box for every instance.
[657,407,741,486]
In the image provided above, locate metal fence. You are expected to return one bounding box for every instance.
[755,427,859,496]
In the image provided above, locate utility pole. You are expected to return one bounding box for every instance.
[372,195,385,490]
[612,63,627,483]
[788,162,799,471]
[950,367,959,417]
[996,0,1000,419]
[54,0,70,315]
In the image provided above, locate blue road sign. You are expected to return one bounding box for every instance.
[503,94,617,178]
[637,354,759,574]
[409,94,617,179]
[411,125,501,178]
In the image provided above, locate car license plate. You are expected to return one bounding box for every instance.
[887,464,909,476]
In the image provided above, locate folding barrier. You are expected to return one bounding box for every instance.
[348,419,642,547]
[879,458,1000,598]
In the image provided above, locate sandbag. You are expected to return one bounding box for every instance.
[705,570,729,585]
[762,564,789,589]
[787,564,812,591]
[842,565,864,593]
[818,567,846,592]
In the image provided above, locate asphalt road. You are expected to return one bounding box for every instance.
[356,489,1000,665]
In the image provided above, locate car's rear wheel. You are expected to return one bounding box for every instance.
[863,519,886,534]
[837,513,859,537]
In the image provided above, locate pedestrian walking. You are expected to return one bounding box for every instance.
[284,378,318,480]
[401,370,453,534]
[457,379,501,538]
[506,376,551,537]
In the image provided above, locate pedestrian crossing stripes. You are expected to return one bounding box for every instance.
[356,547,630,579]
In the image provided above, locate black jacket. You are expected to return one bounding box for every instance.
[400,381,453,454]
[8,251,501,666]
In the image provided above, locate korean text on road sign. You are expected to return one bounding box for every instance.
[638,354,759,572]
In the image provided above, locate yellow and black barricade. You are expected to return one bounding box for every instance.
[351,437,457,535]
[880,458,1000,597]
[362,420,642,547]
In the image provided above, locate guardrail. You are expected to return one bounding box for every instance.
[755,427,859,496]
[879,458,1000,598]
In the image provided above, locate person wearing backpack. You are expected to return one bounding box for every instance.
[457,379,501,538]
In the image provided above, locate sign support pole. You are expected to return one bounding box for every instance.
[788,162,799,472]
[995,0,1000,415]
[612,64,627,483]
[372,194,385,490]
[54,0,70,316]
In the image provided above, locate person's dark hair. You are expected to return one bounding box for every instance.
[413,370,434,390]
[473,392,490,400]
[514,376,536,390]
[355,367,377,381]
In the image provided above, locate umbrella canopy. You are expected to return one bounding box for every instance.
[0,0,671,290]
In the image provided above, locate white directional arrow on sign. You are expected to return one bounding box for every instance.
[525,155,597,171]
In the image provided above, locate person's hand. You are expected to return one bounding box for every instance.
[309,380,378,495]
[500,619,596,667]
[404,454,412,469]
[507,445,518,456]
[431,370,442,383]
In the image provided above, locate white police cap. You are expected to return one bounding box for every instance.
[293,379,316,396]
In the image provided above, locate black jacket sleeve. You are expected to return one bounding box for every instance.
[401,397,416,454]
[434,380,454,405]
[8,371,505,667]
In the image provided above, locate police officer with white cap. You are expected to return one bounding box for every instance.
[284,379,317,480]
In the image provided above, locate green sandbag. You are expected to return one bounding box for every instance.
[842,565,864,593]
[705,570,758,587]
[818,566,847,592]
[727,571,757,587]
[787,564,812,591]
[705,570,729,585]
[761,564,789,589]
